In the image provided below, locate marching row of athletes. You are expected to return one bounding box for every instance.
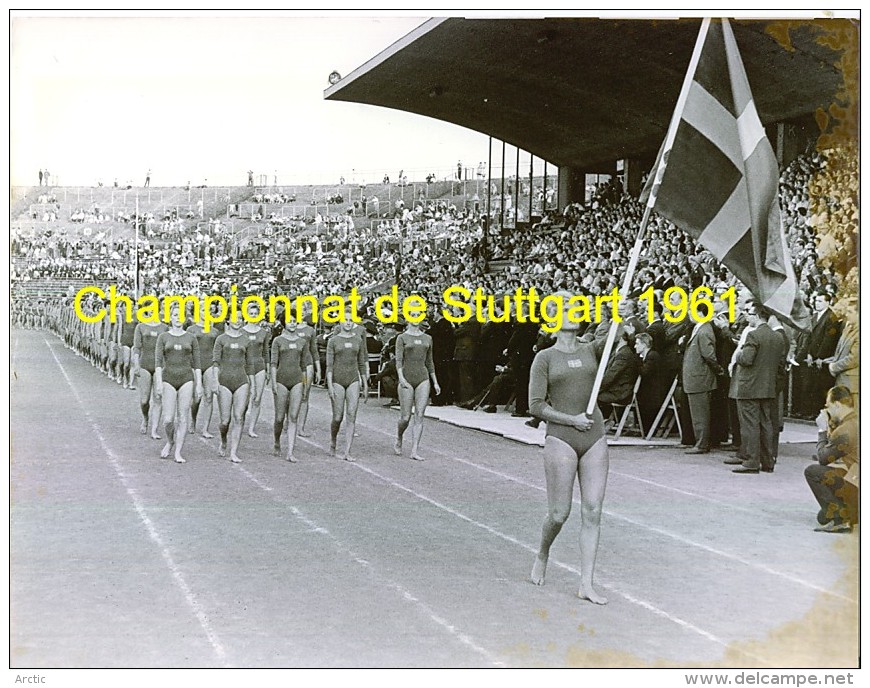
[45,298,441,465]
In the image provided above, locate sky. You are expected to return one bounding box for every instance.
[9,9,849,189]
[10,12,495,188]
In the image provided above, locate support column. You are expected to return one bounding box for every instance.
[557,165,585,207]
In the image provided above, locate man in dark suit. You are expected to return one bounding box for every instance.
[793,293,841,418]
[681,304,722,454]
[634,332,667,432]
[507,311,539,418]
[428,311,455,406]
[597,326,641,419]
[728,303,786,474]
[478,308,514,410]
[452,316,481,405]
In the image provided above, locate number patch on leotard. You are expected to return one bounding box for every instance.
[150,332,158,337]
[230,343,239,349]
[173,344,182,351]
[567,359,583,368]
[344,342,352,348]
[289,344,297,349]
[414,339,422,345]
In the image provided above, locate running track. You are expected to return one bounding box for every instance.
[10,329,858,668]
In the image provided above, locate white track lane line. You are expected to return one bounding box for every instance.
[356,419,855,604]
[297,435,770,666]
[44,336,231,667]
[233,464,506,667]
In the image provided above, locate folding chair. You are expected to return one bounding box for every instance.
[367,353,382,398]
[608,376,644,440]
[644,377,682,441]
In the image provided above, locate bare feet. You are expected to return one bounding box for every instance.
[151,431,161,441]
[140,420,147,435]
[410,452,425,461]
[353,431,360,437]
[229,454,241,464]
[219,443,227,458]
[298,429,311,438]
[343,454,356,462]
[530,556,548,586]
[272,443,281,456]
[329,443,337,457]
[578,584,608,605]
[200,430,214,439]
[160,442,172,459]
[286,454,298,463]
[247,430,258,438]
[174,455,186,464]
[393,440,402,456]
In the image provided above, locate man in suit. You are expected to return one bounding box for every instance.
[634,332,667,432]
[827,301,858,409]
[507,307,539,418]
[728,303,786,474]
[428,311,455,406]
[597,325,641,420]
[681,304,722,454]
[452,315,482,405]
[793,293,841,418]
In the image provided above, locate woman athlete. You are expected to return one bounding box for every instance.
[154,303,203,464]
[295,305,321,438]
[528,291,609,605]
[243,317,271,438]
[187,300,221,438]
[119,306,138,389]
[326,315,368,461]
[394,318,441,460]
[132,313,169,439]
[271,317,313,462]
[213,312,254,463]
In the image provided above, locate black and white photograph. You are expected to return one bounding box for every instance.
[7,9,861,679]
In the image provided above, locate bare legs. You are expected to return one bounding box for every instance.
[138,369,162,439]
[274,382,304,462]
[330,381,360,461]
[196,366,218,438]
[247,369,266,437]
[160,381,193,463]
[396,381,430,460]
[530,435,609,605]
[297,369,313,437]
[218,384,249,463]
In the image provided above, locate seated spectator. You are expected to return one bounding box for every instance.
[460,360,516,413]
[597,327,641,420]
[805,386,859,533]
[634,332,667,432]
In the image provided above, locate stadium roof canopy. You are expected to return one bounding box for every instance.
[324,17,852,170]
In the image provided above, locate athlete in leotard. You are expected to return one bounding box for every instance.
[394,319,440,461]
[528,291,609,605]
[187,299,222,438]
[271,318,313,462]
[119,306,138,389]
[213,313,254,463]
[154,303,203,463]
[133,314,169,439]
[326,315,368,461]
[295,304,321,438]
[243,318,271,438]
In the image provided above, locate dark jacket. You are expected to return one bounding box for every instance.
[731,323,785,399]
[682,321,720,394]
[598,342,641,405]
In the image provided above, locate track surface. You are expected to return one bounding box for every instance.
[10,329,859,668]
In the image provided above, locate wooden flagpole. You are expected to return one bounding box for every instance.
[584,18,712,416]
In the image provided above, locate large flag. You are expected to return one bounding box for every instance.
[641,18,811,330]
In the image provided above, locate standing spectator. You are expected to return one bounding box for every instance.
[793,293,841,418]
[452,315,481,405]
[38,169,43,186]
[457,160,463,180]
[247,170,254,186]
[826,301,858,408]
[804,385,858,533]
[429,310,455,406]
[44,169,51,186]
[681,304,720,454]
[728,303,785,474]
[507,311,539,418]
[634,332,666,432]
[145,169,151,187]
